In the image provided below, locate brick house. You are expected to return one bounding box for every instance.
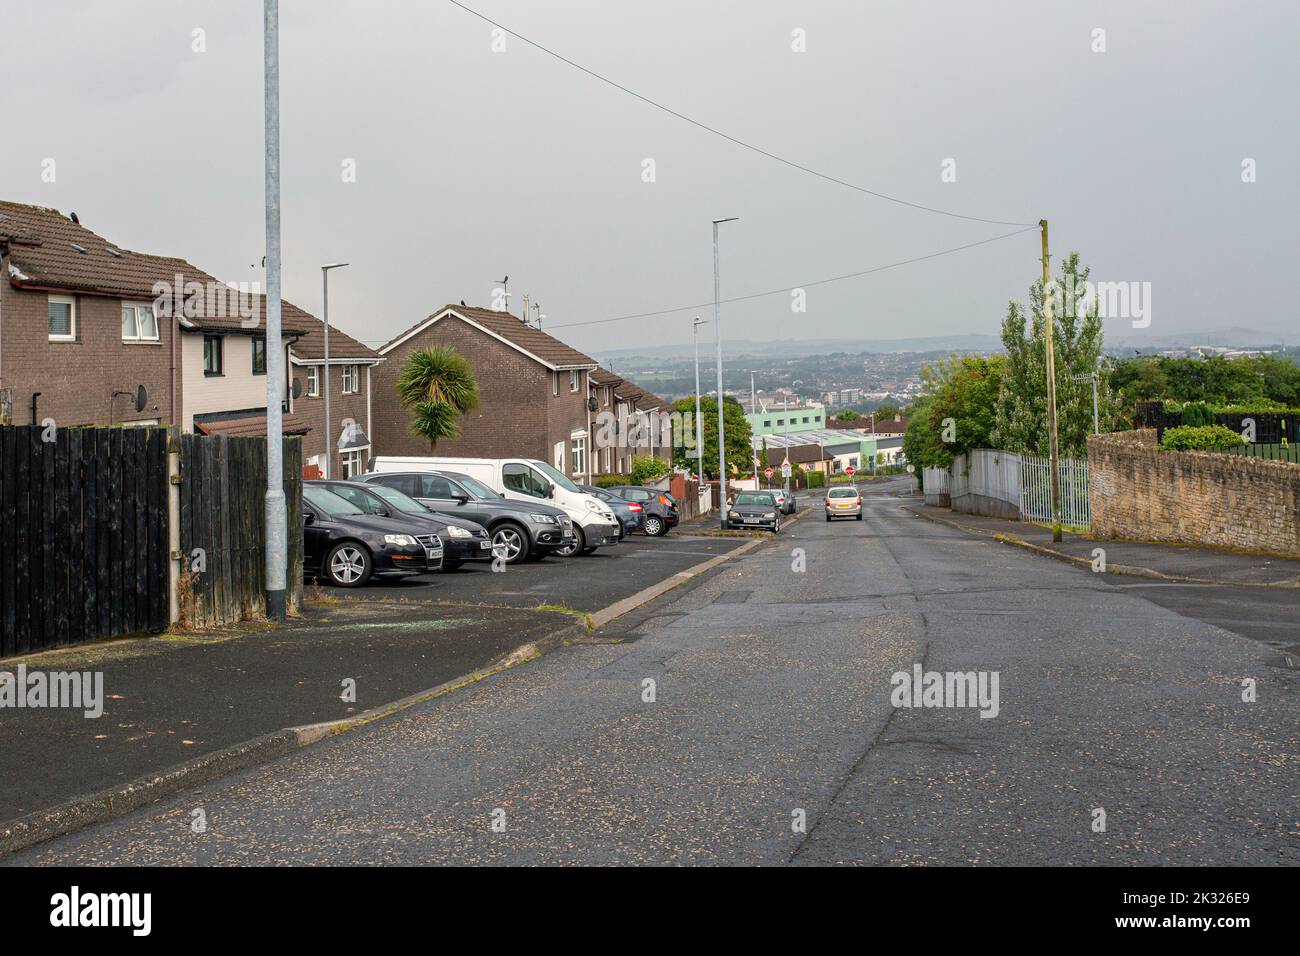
[373,304,604,480]
[0,200,315,437]
[588,367,674,476]
[289,323,381,478]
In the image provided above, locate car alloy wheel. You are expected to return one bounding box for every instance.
[643,515,664,537]
[555,524,585,557]
[327,543,372,587]
[491,525,526,564]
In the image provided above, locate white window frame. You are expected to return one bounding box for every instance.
[571,431,587,476]
[341,447,367,478]
[121,301,160,342]
[341,364,359,394]
[306,366,320,397]
[569,369,579,393]
[48,295,76,342]
[552,372,560,397]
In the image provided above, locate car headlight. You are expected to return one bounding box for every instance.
[764,512,777,519]
[529,513,558,524]
[584,498,600,512]
[446,525,473,538]
[729,511,739,519]
[383,534,416,546]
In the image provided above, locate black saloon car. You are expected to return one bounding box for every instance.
[308,479,492,569]
[602,486,679,536]
[359,470,575,564]
[726,491,782,533]
[302,485,443,587]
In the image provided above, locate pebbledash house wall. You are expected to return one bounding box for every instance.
[0,277,176,426]
[371,315,590,466]
[1088,429,1300,556]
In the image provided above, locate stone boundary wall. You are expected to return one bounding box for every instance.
[1088,429,1300,556]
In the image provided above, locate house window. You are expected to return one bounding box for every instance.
[763,420,771,428]
[251,335,267,375]
[48,295,76,341]
[203,335,223,376]
[602,446,611,472]
[121,302,159,342]
[306,366,320,397]
[341,365,359,394]
[569,370,579,393]
[341,448,366,478]
[603,387,611,407]
[571,432,587,476]
[552,372,560,397]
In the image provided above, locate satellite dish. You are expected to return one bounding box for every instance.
[587,397,598,412]
[134,385,148,413]
[292,378,303,399]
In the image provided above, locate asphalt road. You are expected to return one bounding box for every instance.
[11,479,1298,865]
[342,529,749,613]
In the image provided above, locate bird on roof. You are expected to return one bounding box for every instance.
[69,212,79,224]
[460,300,466,307]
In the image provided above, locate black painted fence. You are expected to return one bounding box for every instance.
[0,425,169,657]
[178,434,302,628]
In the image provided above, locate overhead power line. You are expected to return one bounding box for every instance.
[444,0,1036,228]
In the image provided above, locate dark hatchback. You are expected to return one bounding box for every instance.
[602,486,679,537]
[580,485,644,538]
[359,470,575,564]
[302,484,443,587]
[726,491,782,533]
[308,479,492,569]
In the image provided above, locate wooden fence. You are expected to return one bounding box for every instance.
[1225,442,1300,464]
[0,425,169,656]
[178,434,302,628]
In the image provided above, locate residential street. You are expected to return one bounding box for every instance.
[11,479,1297,866]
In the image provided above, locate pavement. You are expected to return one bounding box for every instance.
[8,477,1296,865]
[903,502,1300,587]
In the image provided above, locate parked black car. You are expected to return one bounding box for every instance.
[302,484,443,587]
[602,486,679,536]
[726,491,782,533]
[580,484,644,538]
[358,470,575,564]
[308,479,492,570]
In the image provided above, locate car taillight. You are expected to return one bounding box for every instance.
[658,495,671,507]
[628,503,643,512]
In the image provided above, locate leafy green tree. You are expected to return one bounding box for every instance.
[873,401,902,421]
[991,252,1117,456]
[395,346,480,450]
[630,455,670,483]
[902,355,1004,472]
[672,395,751,479]
[836,409,860,422]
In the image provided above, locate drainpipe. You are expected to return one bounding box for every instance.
[31,392,40,426]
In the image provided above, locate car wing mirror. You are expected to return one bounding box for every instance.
[453,492,470,503]
[303,512,314,525]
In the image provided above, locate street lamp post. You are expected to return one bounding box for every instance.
[692,315,707,481]
[263,0,287,622]
[320,262,349,479]
[713,217,738,527]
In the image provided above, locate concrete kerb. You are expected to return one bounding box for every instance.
[903,505,1300,590]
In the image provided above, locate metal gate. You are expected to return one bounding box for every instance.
[1020,454,1090,530]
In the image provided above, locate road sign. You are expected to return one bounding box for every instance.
[906,464,915,473]
[764,467,774,479]
[845,465,856,476]
[781,463,792,478]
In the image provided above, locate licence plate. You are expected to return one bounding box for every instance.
[744,517,761,524]
[478,540,491,549]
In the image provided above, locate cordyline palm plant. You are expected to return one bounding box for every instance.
[395,346,480,451]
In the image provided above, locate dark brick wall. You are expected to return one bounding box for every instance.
[0,272,176,426]
[290,361,373,478]
[371,315,590,467]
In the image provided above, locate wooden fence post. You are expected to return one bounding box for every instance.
[167,426,182,625]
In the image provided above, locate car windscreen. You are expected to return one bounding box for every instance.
[532,460,581,494]
[828,487,859,498]
[304,485,363,516]
[445,473,498,500]
[366,483,427,513]
[734,493,774,506]
[323,484,387,515]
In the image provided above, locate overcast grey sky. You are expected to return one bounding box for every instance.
[2,0,1295,354]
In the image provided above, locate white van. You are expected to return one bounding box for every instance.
[369,456,622,555]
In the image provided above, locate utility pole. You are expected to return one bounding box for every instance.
[1041,219,1062,542]
[263,0,287,621]
[713,217,738,526]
